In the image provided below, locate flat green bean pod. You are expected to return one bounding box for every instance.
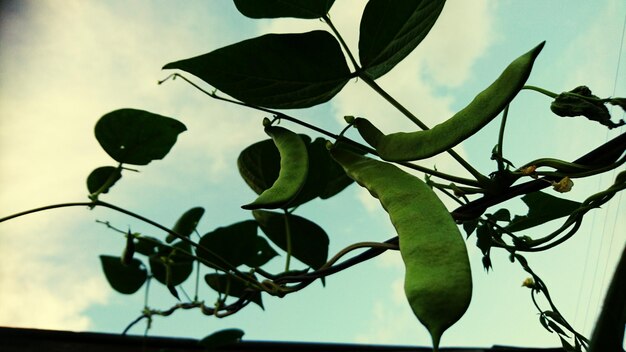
[355,42,545,162]
[329,145,472,350]
[242,126,308,210]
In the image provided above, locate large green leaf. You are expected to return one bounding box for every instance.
[233,0,335,19]
[166,207,205,243]
[238,136,356,208]
[199,329,244,351]
[244,236,279,268]
[163,31,351,109]
[86,166,122,194]
[252,210,329,270]
[99,255,147,294]
[359,0,446,79]
[204,273,263,308]
[94,109,186,165]
[506,191,582,232]
[149,241,194,286]
[197,220,264,269]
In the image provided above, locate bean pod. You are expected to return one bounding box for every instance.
[355,42,545,162]
[242,125,308,210]
[329,145,472,350]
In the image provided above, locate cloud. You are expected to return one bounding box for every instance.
[0,1,264,331]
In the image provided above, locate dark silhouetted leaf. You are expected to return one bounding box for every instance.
[506,191,581,232]
[149,241,194,286]
[167,207,205,243]
[359,0,445,79]
[197,220,260,269]
[99,255,147,294]
[489,209,511,222]
[199,329,244,351]
[134,236,164,256]
[204,273,263,308]
[95,109,186,165]
[253,210,329,269]
[462,219,479,238]
[243,236,279,268]
[550,86,625,129]
[234,0,334,19]
[164,31,351,109]
[86,166,122,194]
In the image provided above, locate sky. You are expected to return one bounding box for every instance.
[0,0,625,349]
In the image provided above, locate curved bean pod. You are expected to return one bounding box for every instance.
[242,126,308,210]
[355,42,545,162]
[329,145,472,350]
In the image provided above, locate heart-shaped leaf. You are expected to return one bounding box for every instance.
[359,0,446,79]
[99,255,147,294]
[166,207,205,243]
[197,220,261,269]
[86,166,122,194]
[506,191,581,232]
[95,109,186,165]
[204,273,263,308]
[253,210,329,270]
[199,329,244,351]
[163,31,351,109]
[233,0,335,19]
[149,241,194,286]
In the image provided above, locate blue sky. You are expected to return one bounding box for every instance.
[0,0,624,349]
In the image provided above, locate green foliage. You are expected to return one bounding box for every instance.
[358,0,446,79]
[86,166,121,194]
[163,31,351,109]
[233,0,335,19]
[199,328,244,351]
[3,2,625,350]
[253,210,329,270]
[506,191,582,232]
[94,109,186,165]
[99,255,147,294]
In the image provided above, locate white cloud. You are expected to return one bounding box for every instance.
[0,0,264,331]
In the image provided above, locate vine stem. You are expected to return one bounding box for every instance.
[159,73,481,187]
[323,15,489,183]
[358,74,489,183]
[283,210,292,272]
[522,85,558,98]
[0,200,259,287]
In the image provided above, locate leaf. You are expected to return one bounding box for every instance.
[489,208,511,222]
[199,329,244,351]
[506,191,582,232]
[163,31,351,109]
[196,220,260,269]
[86,166,121,194]
[550,86,625,129]
[243,236,279,268]
[233,0,334,19]
[149,241,194,286]
[359,0,446,79]
[166,207,205,243]
[94,109,186,165]
[559,336,577,352]
[462,219,479,238]
[204,273,263,308]
[134,236,164,256]
[99,255,147,294]
[253,210,329,270]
